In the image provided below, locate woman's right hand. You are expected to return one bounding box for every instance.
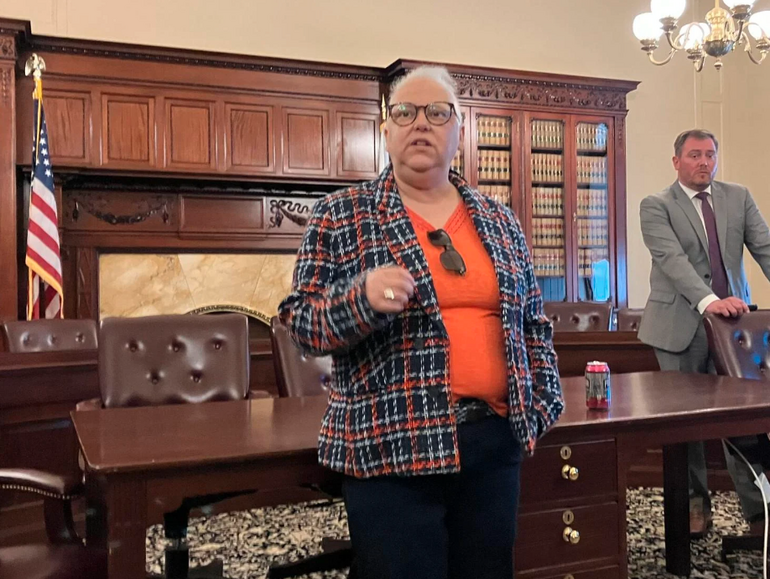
[365,267,416,314]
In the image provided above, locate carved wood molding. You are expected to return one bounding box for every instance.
[1,68,9,108]
[268,198,314,229]
[452,74,629,111]
[65,192,175,228]
[31,41,380,81]
[0,36,15,61]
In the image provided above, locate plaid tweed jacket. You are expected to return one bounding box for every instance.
[278,166,564,479]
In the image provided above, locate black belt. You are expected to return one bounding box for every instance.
[453,399,497,424]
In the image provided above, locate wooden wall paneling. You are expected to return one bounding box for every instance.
[26,47,381,102]
[101,92,156,169]
[75,246,98,320]
[0,33,18,321]
[43,89,92,166]
[164,98,217,171]
[180,195,265,235]
[333,103,379,180]
[281,106,331,176]
[223,100,277,175]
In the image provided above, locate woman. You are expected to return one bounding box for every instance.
[278,65,563,579]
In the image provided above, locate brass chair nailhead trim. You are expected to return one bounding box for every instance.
[0,483,75,500]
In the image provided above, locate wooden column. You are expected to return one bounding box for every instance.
[0,25,21,321]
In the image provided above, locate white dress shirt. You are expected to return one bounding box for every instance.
[679,182,720,313]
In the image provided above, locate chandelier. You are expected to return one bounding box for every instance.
[633,0,770,70]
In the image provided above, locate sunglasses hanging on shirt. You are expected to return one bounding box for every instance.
[427,229,467,275]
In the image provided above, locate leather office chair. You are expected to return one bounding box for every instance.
[78,313,255,579]
[270,317,332,398]
[543,301,613,332]
[0,468,106,579]
[267,316,351,579]
[616,308,644,333]
[2,319,98,353]
[703,311,770,561]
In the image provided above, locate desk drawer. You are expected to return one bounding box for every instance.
[515,502,619,571]
[520,440,616,505]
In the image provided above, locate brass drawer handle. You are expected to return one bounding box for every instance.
[561,464,579,481]
[563,527,581,544]
[564,575,575,579]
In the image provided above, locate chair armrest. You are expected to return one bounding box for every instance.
[0,469,83,544]
[247,389,274,399]
[0,468,82,499]
[75,397,102,411]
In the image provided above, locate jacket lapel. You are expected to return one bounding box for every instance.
[374,167,446,335]
[672,181,709,254]
[710,182,729,260]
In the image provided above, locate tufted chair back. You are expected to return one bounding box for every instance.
[543,302,613,332]
[704,311,770,381]
[270,316,332,398]
[98,314,249,408]
[2,319,98,353]
[616,308,644,333]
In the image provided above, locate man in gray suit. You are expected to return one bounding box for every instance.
[639,129,770,537]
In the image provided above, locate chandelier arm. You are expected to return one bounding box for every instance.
[735,20,746,46]
[693,56,706,72]
[663,30,686,51]
[647,47,678,66]
[746,48,768,65]
[739,31,769,65]
[664,30,677,50]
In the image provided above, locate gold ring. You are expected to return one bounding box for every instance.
[384,288,396,301]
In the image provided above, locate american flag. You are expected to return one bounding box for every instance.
[26,87,63,319]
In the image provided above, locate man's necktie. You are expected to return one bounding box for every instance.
[695,191,729,299]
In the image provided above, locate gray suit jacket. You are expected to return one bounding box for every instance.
[638,180,770,352]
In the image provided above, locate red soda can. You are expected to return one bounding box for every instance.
[585,361,611,410]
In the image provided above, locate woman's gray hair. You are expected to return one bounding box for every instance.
[388,65,461,115]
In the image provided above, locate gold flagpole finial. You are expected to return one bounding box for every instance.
[380,95,387,122]
[25,54,46,79]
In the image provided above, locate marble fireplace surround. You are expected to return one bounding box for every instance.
[99,253,296,322]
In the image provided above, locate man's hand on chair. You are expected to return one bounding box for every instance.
[705,297,750,318]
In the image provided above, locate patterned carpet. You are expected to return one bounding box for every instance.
[146,488,767,579]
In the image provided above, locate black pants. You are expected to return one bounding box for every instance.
[342,415,522,579]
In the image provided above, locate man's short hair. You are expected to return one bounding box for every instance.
[674,129,719,157]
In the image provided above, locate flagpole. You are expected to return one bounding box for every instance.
[25,54,46,171]
[24,54,64,319]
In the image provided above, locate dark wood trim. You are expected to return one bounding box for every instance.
[0,30,18,322]
[385,59,639,113]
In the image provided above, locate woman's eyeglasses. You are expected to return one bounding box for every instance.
[388,102,457,127]
[427,229,466,275]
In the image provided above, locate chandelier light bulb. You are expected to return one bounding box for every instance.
[651,0,687,21]
[633,12,664,41]
[748,10,770,39]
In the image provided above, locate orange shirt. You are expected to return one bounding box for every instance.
[406,202,509,417]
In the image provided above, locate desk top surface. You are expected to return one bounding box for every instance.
[72,371,770,474]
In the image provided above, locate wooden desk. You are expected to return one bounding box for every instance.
[72,371,770,579]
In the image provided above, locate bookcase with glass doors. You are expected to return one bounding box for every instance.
[447,101,629,307]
